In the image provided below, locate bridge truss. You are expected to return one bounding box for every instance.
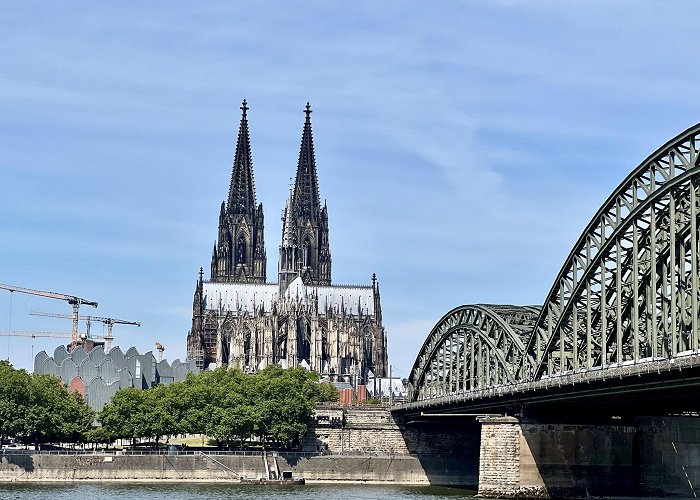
[407,123,700,404]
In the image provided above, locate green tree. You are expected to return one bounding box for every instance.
[253,366,319,449]
[145,384,181,445]
[97,364,343,451]
[22,373,94,448]
[317,382,340,403]
[201,367,257,448]
[99,387,149,447]
[0,361,31,440]
[84,425,114,447]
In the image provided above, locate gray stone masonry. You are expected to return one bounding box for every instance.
[304,406,410,454]
[476,415,700,499]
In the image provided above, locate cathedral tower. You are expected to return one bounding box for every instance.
[279,103,332,291]
[188,101,387,381]
[211,100,266,283]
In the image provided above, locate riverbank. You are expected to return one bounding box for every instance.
[0,452,475,486]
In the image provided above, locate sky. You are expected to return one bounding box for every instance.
[1,1,698,378]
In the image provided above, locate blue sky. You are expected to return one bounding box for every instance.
[1,1,698,377]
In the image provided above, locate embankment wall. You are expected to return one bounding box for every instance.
[0,453,473,485]
[0,406,480,486]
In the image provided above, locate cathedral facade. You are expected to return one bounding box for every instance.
[186,101,388,384]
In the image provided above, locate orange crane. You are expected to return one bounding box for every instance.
[29,311,139,351]
[0,283,98,350]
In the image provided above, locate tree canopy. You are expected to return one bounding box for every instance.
[97,365,338,449]
[0,360,339,450]
[0,360,94,447]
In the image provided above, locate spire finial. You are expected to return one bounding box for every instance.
[372,273,377,287]
[241,99,249,118]
[304,102,312,119]
[199,267,204,283]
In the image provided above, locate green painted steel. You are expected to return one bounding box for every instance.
[407,304,539,401]
[408,123,700,403]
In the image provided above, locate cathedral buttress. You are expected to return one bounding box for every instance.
[212,100,266,283]
[278,102,332,291]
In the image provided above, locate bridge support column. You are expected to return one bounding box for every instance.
[477,416,547,499]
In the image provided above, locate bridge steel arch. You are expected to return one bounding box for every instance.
[407,304,539,402]
[406,123,700,404]
[524,124,700,380]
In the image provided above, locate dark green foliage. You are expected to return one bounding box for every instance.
[84,425,114,445]
[318,382,340,403]
[0,360,95,447]
[0,360,31,439]
[99,365,339,450]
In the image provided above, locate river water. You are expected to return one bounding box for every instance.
[0,483,476,499]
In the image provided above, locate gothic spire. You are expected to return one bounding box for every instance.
[292,102,321,220]
[278,103,331,289]
[212,100,266,284]
[281,188,296,247]
[227,99,257,215]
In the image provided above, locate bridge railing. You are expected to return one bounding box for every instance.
[396,350,700,410]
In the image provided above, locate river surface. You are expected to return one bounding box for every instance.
[0,483,476,499]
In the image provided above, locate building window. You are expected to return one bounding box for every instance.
[236,236,247,264]
[302,238,311,267]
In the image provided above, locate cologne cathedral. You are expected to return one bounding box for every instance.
[186,101,388,384]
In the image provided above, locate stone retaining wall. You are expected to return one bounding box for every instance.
[0,453,474,485]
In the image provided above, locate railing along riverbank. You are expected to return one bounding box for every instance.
[0,449,419,457]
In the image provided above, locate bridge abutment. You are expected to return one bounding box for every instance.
[477,415,700,499]
[478,416,548,498]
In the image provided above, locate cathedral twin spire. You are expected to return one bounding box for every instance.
[210,99,266,284]
[211,101,332,290]
[292,103,322,221]
[227,100,256,216]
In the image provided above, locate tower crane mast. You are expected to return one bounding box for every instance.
[0,283,98,350]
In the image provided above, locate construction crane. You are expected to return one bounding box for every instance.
[0,330,109,361]
[29,311,139,352]
[155,342,165,362]
[0,331,90,339]
[0,283,98,350]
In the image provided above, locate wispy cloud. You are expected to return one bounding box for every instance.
[1,0,698,373]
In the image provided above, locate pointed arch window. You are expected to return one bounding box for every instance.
[302,238,311,267]
[243,328,252,366]
[236,235,247,264]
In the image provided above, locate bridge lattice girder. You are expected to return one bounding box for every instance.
[407,304,539,402]
[526,123,700,379]
[407,123,700,403]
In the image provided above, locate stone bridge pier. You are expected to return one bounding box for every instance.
[477,415,700,499]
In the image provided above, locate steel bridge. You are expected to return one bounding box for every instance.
[399,123,700,418]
